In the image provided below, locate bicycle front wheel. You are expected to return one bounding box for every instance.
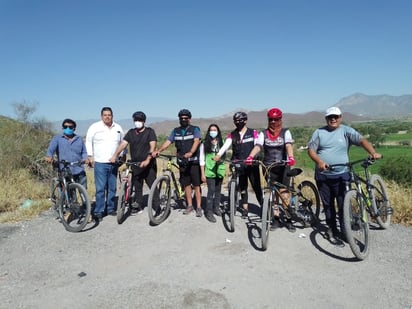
[343,190,370,260]
[148,175,171,225]
[50,178,60,217]
[261,190,271,251]
[297,180,321,226]
[59,183,91,232]
[228,180,237,232]
[117,180,131,224]
[370,174,391,229]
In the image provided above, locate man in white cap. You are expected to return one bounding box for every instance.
[307,106,381,245]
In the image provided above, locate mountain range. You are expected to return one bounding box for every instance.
[52,93,412,136]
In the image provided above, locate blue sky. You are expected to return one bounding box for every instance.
[1,0,411,121]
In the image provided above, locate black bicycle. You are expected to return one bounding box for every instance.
[50,160,91,232]
[256,160,320,251]
[116,160,142,224]
[224,159,247,232]
[331,157,391,260]
[147,154,188,225]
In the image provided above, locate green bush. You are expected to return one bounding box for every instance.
[379,156,412,186]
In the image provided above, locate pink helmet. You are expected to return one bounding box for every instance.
[267,108,282,119]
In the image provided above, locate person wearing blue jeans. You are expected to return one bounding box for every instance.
[308,106,381,245]
[86,107,125,221]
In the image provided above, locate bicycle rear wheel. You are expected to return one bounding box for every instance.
[297,180,321,226]
[117,181,131,224]
[148,175,171,225]
[343,190,369,260]
[370,174,391,229]
[228,180,237,232]
[261,190,271,251]
[59,183,91,232]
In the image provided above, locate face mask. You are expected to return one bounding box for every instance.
[235,121,245,130]
[63,128,74,136]
[134,121,144,129]
[209,131,218,139]
[179,119,189,127]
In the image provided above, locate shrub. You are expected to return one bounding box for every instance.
[379,156,412,186]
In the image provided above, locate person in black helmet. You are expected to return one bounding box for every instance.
[154,109,203,217]
[214,111,263,219]
[110,111,157,213]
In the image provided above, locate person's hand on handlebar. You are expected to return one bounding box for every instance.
[369,153,382,160]
[245,156,254,166]
[287,156,296,166]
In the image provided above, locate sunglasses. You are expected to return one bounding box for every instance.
[269,118,281,122]
[63,125,74,129]
[326,115,340,120]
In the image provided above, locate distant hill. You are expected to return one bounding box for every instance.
[39,93,412,136]
[149,110,371,136]
[336,93,412,118]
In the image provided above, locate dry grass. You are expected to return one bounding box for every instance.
[1,166,411,227]
[0,169,50,223]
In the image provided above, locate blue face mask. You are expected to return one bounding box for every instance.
[63,128,75,135]
[209,131,218,139]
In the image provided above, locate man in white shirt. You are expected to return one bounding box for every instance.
[86,107,124,221]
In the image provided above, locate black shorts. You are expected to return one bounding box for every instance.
[179,164,201,187]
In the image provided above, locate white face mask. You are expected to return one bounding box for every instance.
[209,131,218,138]
[134,121,144,129]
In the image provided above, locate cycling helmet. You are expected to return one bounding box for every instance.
[178,109,192,118]
[132,111,146,121]
[233,111,247,121]
[267,108,282,119]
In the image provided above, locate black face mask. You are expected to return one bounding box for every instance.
[180,119,189,127]
[234,120,245,130]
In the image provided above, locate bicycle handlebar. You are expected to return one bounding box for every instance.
[327,156,382,171]
[54,159,87,168]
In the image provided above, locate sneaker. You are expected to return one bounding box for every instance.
[131,206,143,214]
[205,211,216,223]
[95,213,103,222]
[241,208,248,219]
[326,228,344,246]
[285,219,296,233]
[213,207,222,217]
[196,208,203,217]
[270,217,281,230]
[108,211,117,216]
[183,205,193,215]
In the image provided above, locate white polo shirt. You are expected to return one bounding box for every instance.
[86,120,124,163]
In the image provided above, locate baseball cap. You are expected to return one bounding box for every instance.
[325,107,342,117]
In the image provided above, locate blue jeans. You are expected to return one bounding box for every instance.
[94,162,118,215]
[315,172,350,229]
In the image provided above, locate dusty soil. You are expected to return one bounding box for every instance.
[0,188,411,309]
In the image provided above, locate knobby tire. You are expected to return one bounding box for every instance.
[148,175,171,225]
[370,174,391,229]
[297,180,321,226]
[58,182,91,233]
[343,190,370,260]
[261,190,271,251]
[229,180,236,232]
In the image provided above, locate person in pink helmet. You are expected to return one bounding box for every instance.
[248,108,296,232]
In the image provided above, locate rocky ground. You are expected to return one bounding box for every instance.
[0,188,411,309]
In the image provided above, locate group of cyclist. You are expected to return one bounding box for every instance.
[46,105,382,244]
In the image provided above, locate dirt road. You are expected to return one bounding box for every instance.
[0,190,411,309]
